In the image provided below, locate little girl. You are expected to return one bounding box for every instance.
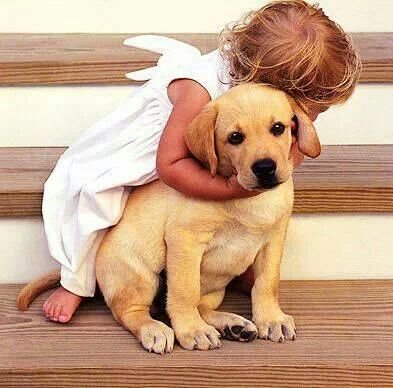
[42,0,361,323]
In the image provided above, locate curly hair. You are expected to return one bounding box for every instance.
[219,0,362,109]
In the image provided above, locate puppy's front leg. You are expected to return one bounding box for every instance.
[252,215,296,342]
[166,231,221,351]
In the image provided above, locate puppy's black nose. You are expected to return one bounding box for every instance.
[252,158,277,178]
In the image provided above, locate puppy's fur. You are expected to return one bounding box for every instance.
[17,84,320,354]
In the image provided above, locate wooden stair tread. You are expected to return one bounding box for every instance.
[1,280,393,386]
[0,145,392,216]
[0,32,392,85]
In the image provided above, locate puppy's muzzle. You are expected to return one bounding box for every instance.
[251,158,279,189]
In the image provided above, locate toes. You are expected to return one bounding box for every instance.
[178,325,221,351]
[231,325,243,335]
[268,324,285,343]
[257,314,296,342]
[277,315,296,341]
[223,326,236,340]
[239,320,258,342]
[239,328,258,342]
[141,330,155,352]
[42,301,50,317]
[58,316,69,323]
[52,304,62,322]
[257,323,269,340]
[180,337,197,351]
[152,333,168,354]
[57,302,80,323]
[140,322,174,355]
[42,287,83,324]
[43,293,56,319]
[193,327,221,350]
[221,319,258,342]
[42,300,49,314]
[194,334,213,350]
[58,311,72,323]
[47,303,55,321]
[206,332,221,349]
[153,326,175,354]
[165,329,175,353]
[282,321,296,341]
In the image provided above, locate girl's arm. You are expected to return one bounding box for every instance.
[157,79,259,201]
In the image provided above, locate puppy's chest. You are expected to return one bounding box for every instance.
[201,191,290,277]
[201,224,269,277]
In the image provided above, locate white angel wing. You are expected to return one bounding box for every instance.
[124,66,160,81]
[123,35,202,81]
[123,34,201,56]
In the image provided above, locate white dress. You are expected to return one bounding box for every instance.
[42,35,231,297]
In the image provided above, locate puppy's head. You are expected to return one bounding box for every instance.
[185,83,320,191]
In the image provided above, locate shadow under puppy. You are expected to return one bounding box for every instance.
[17,83,320,354]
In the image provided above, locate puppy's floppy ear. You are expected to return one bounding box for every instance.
[184,102,218,176]
[289,98,321,158]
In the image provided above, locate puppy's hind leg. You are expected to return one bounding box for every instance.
[199,289,258,342]
[97,253,174,354]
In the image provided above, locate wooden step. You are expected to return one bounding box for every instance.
[1,280,392,386]
[0,145,392,217]
[0,33,392,85]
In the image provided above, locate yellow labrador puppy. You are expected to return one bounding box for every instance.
[17,83,320,354]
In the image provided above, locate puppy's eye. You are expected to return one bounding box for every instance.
[271,122,286,136]
[228,131,245,145]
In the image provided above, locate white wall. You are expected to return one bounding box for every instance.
[1,0,392,33]
[1,84,392,147]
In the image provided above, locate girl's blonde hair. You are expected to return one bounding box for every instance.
[219,0,362,109]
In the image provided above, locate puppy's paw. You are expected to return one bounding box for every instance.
[254,312,296,343]
[222,319,258,342]
[139,321,175,354]
[205,311,257,342]
[176,323,221,351]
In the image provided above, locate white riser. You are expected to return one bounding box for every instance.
[1,214,392,284]
[2,0,392,33]
[1,84,393,147]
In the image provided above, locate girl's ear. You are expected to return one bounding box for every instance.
[289,98,321,158]
[184,102,218,176]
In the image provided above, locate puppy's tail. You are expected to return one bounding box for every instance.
[16,270,61,311]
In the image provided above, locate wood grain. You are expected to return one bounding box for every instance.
[1,281,393,386]
[0,145,392,216]
[0,33,392,85]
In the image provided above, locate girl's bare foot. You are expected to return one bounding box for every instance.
[43,286,83,323]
